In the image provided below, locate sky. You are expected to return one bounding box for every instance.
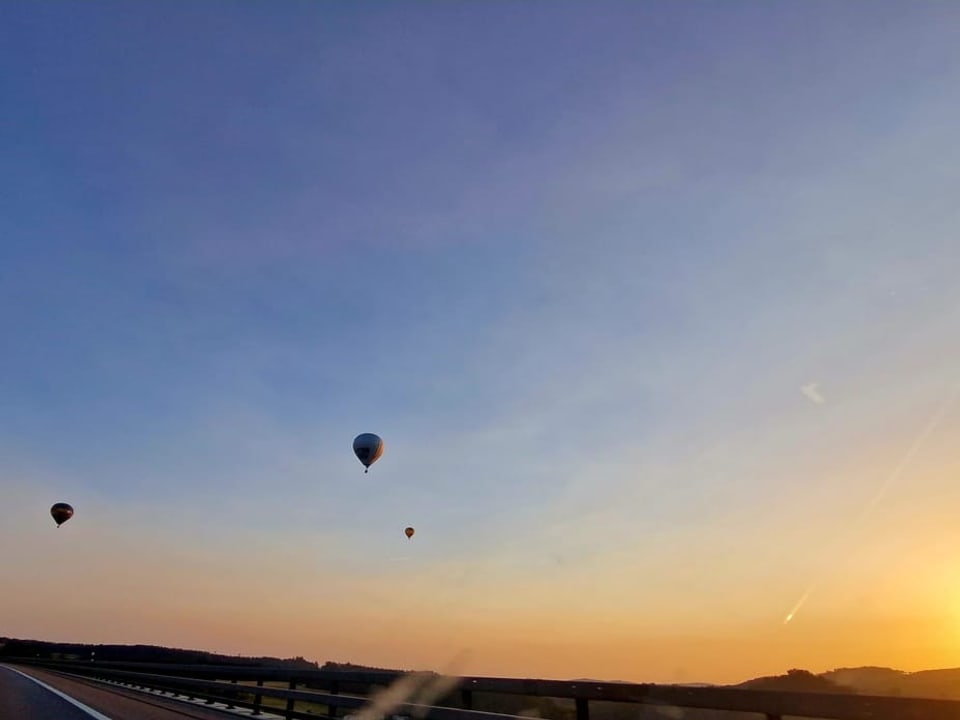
[2,1,960,684]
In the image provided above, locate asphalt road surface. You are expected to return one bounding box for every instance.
[0,664,255,720]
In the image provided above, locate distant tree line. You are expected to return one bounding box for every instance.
[0,636,319,669]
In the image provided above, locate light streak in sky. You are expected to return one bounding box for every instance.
[855,385,960,526]
[783,584,816,624]
[782,384,960,625]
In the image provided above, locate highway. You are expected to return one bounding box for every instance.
[0,665,256,720]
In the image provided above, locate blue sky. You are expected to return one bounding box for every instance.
[3,2,960,680]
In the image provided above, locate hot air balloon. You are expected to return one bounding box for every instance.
[405,527,415,539]
[50,503,74,528]
[353,433,384,473]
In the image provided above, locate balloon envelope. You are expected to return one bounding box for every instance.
[405,527,415,539]
[50,502,74,527]
[353,433,384,472]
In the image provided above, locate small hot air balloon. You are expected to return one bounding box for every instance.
[405,527,415,539]
[50,503,74,528]
[353,433,384,473]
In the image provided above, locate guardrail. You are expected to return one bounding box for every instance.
[9,658,960,720]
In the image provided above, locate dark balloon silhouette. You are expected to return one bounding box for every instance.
[353,433,384,473]
[50,503,74,528]
[405,527,415,539]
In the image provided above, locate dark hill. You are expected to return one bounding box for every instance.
[737,669,853,694]
[820,667,908,695]
[905,668,960,699]
[823,665,960,700]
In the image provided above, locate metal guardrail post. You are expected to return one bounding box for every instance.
[285,679,297,719]
[330,680,340,718]
[575,697,589,720]
[253,678,264,716]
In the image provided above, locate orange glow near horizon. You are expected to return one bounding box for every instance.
[5,483,960,685]
[4,395,960,684]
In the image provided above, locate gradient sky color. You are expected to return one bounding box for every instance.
[3,1,960,684]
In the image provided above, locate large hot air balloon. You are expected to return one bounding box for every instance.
[50,503,74,528]
[353,433,384,473]
[405,527,415,539]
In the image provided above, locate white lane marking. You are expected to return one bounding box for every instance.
[0,665,115,720]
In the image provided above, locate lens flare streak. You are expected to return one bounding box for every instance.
[782,385,960,625]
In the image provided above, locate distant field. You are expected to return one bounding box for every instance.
[235,681,331,715]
